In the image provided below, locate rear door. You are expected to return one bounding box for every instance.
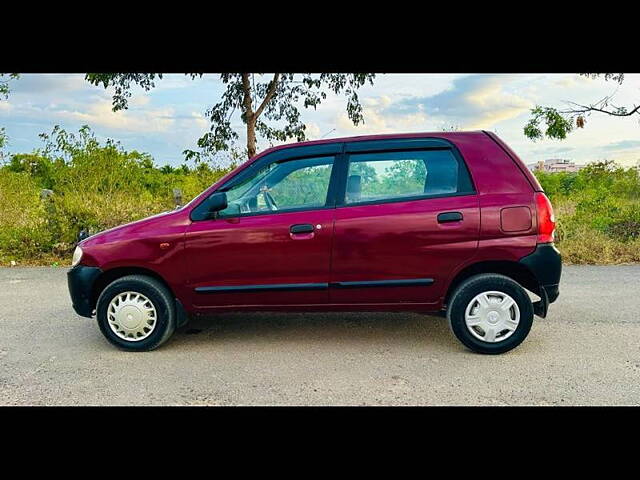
[329,138,480,306]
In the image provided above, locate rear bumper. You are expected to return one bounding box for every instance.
[543,283,560,303]
[67,265,102,318]
[519,243,561,317]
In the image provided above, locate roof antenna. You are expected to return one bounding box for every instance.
[321,128,336,139]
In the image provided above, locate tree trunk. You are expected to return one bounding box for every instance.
[241,72,280,159]
[240,73,255,159]
[246,118,257,159]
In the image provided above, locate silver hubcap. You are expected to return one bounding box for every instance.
[107,291,157,342]
[464,291,520,343]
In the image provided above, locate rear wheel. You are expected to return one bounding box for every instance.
[96,275,176,351]
[447,274,533,354]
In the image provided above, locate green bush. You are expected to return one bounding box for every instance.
[1,126,639,265]
[535,160,640,263]
[0,126,232,265]
[0,170,53,262]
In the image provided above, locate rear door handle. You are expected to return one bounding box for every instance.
[437,212,463,223]
[290,224,314,234]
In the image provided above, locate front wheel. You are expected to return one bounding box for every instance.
[447,274,533,354]
[96,274,176,351]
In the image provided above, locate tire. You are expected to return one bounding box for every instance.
[446,273,533,354]
[96,274,176,351]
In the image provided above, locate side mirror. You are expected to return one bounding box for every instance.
[190,192,230,221]
[206,192,228,217]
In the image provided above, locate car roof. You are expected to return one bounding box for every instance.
[253,131,487,159]
[198,130,489,200]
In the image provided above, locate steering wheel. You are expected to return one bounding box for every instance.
[264,190,278,211]
[260,185,278,211]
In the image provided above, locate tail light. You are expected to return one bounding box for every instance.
[534,192,555,243]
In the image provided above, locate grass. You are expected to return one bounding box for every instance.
[555,220,640,264]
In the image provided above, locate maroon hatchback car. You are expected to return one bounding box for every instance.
[68,131,561,354]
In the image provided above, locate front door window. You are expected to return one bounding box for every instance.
[220,156,334,217]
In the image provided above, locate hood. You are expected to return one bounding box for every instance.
[80,208,182,247]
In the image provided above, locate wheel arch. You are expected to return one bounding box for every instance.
[444,260,540,309]
[91,266,189,327]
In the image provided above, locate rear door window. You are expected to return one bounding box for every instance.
[344,149,473,205]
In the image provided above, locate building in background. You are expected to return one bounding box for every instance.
[527,159,584,173]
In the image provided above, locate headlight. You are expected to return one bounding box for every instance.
[71,246,83,267]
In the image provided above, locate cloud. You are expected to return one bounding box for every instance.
[552,75,594,88]
[304,121,322,139]
[151,74,206,91]
[188,111,208,130]
[10,74,87,95]
[335,95,428,134]
[385,75,533,130]
[129,95,151,107]
[53,99,176,133]
[530,146,575,155]
[602,140,640,151]
[0,101,12,112]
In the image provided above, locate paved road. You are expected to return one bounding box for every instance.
[1,266,639,405]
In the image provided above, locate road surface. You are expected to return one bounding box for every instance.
[1,265,639,405]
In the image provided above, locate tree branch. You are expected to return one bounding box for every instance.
[560,93,640,118]
[254,73,280,120]
[562,102,640,117]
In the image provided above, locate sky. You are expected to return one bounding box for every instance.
[1,73,639,167]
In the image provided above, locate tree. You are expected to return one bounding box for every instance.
[86,73,376,161]
[0,73,19,100]
[524,74,639,141]
[0,74,20,159]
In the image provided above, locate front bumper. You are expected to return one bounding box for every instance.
[67,265,102,317]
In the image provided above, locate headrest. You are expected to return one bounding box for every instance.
[346,174,362,202]
[424,162,457,195]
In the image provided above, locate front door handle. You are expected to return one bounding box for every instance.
[290,224,314,234]
[437,212,463,223]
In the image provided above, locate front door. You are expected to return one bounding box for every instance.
[329,143,480,306]
[185,152,338,310]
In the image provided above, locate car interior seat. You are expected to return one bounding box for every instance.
[346,174,362,203]
[424,161,458,195]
